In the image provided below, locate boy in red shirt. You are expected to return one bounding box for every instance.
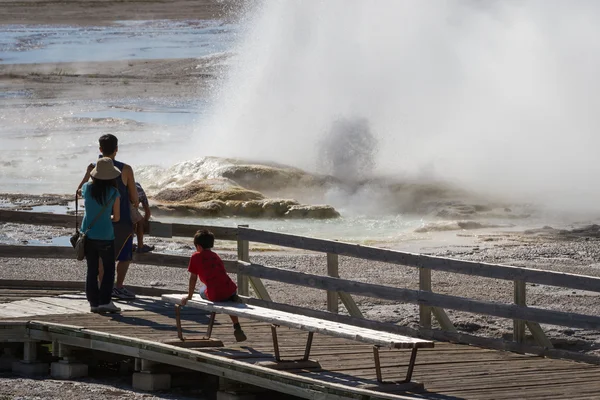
[181,229,247,342]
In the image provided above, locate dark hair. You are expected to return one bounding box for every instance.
[194,229,214,249]
[99,134,118,156]
[90,177,117,205]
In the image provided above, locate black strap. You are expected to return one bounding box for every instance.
[80,191,117,234]
[75,193,78,234]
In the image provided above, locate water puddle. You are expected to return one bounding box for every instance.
[75,108,199,126]
[0,20,236,64]
[0,89,33,99]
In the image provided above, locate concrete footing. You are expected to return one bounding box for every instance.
[12,360,49,376]
[51,360,88,379]
[216,391,257,400]
[132,371,171,391]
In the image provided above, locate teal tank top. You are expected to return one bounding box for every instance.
[80,183,120,240]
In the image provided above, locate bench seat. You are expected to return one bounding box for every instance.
[162,294,433,350]
[162,293,433,385]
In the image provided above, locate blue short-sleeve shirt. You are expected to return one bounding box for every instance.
[80,183,120,240]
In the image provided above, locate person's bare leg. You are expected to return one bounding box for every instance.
[230,315,239,324]
[115,261,130,288]
[136,222,144,249]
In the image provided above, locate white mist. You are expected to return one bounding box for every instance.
[195,0,600,214]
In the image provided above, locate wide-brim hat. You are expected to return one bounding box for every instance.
[91,157,121,180]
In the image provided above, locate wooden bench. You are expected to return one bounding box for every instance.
[162,294,434,385]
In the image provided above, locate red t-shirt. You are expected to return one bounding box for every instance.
[188,250,237,301]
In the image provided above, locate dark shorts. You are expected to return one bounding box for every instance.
[113,222,133,262]
[200,291,240,303]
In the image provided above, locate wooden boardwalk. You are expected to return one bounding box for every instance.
[1,288,600,399]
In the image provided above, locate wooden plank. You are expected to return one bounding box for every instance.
[237,225,250,297]
[514,280,526,343]
[220,304,597,367]
[0,209,73,228]
[148,220,172,238]
[338,292,363,318]
[431,307,457,332]
[327,253,339,314]
[419,268,432,329]
[162,294,434,349]
[0,210,238,241]
[231,261,600,330]
[24,321,419,400]
[248,277,272,301]
[0,280,186,297]
[526,321,553,349]
[170,222,238,241]
[237,227,600,293]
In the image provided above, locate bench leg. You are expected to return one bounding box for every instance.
[405,348,418,382]
[175,306,216,341]
[373,346,419,383]
[303,332,314,362]
[373,346,383,383]
[175,305,184,341]
[271,324,281,361]
[205,312,216,339]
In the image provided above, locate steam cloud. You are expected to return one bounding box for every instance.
[194,0,600,213]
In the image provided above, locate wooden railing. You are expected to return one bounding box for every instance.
[1,209,600,364]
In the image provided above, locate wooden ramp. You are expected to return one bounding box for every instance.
[1,288,600,399]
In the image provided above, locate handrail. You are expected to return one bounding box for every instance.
[238,227,600,292]
[1,244,597,331]
[230,261,600,330]
[4,210,600,364]
[0,210,238,241]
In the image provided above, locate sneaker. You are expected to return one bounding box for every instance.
[112,286,136,300]
[137,244,155,253]
[98,301,121,314]
[90,306,99,313]
[234,328,247,343]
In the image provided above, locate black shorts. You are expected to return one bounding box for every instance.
[200,291,241,303]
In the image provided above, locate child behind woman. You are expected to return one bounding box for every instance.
[79,157,122,314]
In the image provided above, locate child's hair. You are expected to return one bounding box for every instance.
[194,229,214,249]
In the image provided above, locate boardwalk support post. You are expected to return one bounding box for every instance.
[237,225,250,296]
[419,268,432,329]
[327,253,339,313]
[514,280,526,343]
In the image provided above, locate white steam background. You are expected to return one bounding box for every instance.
[196,0,600,212]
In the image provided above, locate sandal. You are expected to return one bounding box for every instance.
[137,244,155,253]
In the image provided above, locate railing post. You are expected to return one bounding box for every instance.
[419,267,432,329]
[514,280,526,343]
[327,253,339,313]
[237,225,250,296]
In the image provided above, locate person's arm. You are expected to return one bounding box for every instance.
[123,165,139,207]
[181,273,198,306]
[76,163,95,192]
[111,197,121,222]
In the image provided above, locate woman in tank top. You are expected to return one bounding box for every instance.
[78,157,122,314]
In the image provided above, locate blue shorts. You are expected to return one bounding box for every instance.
[114,222,133,262]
